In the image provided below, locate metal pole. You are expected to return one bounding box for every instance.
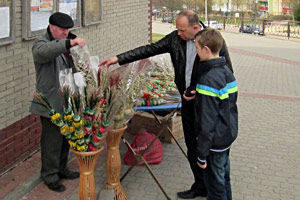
[287,21,290,40]
[205,0,208,22]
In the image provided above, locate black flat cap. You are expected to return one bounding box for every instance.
[49,12,74,29]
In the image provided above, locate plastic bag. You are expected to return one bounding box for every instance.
[70,45,98,88]
[73,72,86,93]
[149,53,174,74]
[59,68,76,93]
[124,131,163,166]
[107,59,155,129]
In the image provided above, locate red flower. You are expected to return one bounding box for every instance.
[92,125,97,134]
[88,143,96,151]
[100,98,106,106]
[83,126,92,135]
[146,99,150,106]
[83,115,93,121]
[99,126,108,133]
[143,92,151,99]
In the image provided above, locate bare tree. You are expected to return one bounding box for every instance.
[166,0,183,11]
[153,0,167,8]
[232,0,245,11]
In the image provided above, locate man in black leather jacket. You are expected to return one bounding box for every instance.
[100,10,232,199]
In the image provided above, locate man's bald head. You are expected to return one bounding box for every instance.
[177,10,199,27]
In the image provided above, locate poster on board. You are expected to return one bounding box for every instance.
[83,0,102,26]
[0,6,10,38]
[31,0,39,11]
[30,0,53,31]
[40,0,53,11]
[59,0,77,22]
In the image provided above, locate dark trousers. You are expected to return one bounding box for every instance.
[204,150,232,200]
[181,99,206,192]
[40,116,70,184]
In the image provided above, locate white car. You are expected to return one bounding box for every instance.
[204,21,221,30]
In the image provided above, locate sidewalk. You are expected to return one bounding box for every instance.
[1,131,196,200]
[1,26,300,200]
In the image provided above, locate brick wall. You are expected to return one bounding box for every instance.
[0,0,152,175]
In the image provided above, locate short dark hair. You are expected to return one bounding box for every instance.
[177,10,199,26]
[195,28,223,54]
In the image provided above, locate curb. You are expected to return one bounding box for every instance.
[3,172,42,200]
[2,153,76,200]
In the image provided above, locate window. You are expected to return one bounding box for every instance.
[0,0,15,46]
[22,0,81,40]
[82,0,102,26]
[57,0,81,28]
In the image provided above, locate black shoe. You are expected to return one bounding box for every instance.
[46,180,66,192]
[58,170,80,179]
[177,189,207,199]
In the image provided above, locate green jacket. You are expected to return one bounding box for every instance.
[30,28,76,118]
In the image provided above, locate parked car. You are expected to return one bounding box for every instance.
[253,27,264,35]
[152,9,158,15]
[204,21,221,30]
[162,17,173,23]
[239,24,264,35]
[173,10,180,15]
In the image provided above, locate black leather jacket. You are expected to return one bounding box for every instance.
[117,25,232,95]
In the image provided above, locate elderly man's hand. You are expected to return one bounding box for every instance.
[71,38,86,48]
[99,56,118,67]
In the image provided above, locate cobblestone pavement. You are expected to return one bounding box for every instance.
[1,22,300,200]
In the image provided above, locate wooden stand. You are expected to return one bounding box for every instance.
[105,126,129,200]
[71,147,104,200]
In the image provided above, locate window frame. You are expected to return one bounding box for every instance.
[82,0,103,26]
[0,0,16,46]
[22,0,81,40]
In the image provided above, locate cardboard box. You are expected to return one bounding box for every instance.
[127,111,184,143]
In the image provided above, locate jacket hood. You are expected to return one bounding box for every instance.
[199,57,226,71]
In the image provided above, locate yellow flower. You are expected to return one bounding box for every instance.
[73,120,83,128]
[51,113,61,120]
[60,124,69,134]
[75,132,84,139]
[69,127,74,133]
[68,141,76,147]
[77,145,86,151]
[64,114,73,121]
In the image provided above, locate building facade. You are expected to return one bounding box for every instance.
[211,0,293,17]
[0,0,152,175]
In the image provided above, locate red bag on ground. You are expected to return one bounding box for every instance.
[124,131,163,166]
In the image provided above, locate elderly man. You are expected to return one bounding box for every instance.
[30,12,86,192]
[100,10,232,199]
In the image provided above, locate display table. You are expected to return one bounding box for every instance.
[135,94,186,157]
[120,96,187,200]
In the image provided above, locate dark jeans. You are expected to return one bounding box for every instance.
[181,99,206,192]
[204,150,232,200]
[40,116,70,184]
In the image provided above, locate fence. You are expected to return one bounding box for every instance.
[202,16,300,39]
[153,12,300,39]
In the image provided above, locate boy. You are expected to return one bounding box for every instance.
[194,28,238,200]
